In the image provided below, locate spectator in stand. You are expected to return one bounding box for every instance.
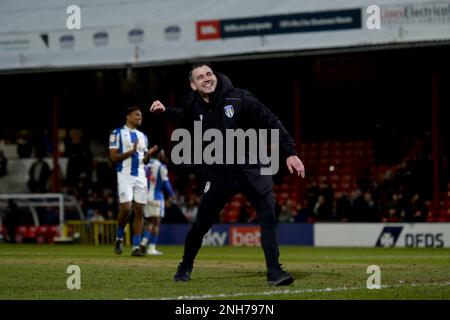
[66,140,94,188]
[90,208,106,243]
[352,191,379,222]
[238,201,258,224]
[27,153,51,193]
[319,181,334,207]
[94,160,116,191]
[383,192,405,222]
[80,142,94,182]
[101,194,117,220]
[335,192,352,222]
[91,208,105,222]
[313,195,333,221]
[0,150,7,177]
[181,196,199,223]
[17,131,33,158]
[85,191,102,218]
[292,200,310,223]
[278,199,294,223]
[381,170,396,198]
[405,193,428,222]
[305,180,320,213]
[32,129,52,157]
[394,160,414,199]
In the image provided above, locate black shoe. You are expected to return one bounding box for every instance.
[267,267,294,286]
[131,248,146,257]
[174,263,193,282]
[114,239,123,255]
[139,244,147,254]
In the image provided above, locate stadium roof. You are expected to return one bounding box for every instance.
[1,0,450,72]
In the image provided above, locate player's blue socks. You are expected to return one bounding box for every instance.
[116,226,125,240]
[148,233,159,252]
[132,234,141,247]
[143,230,151,242]
[148,233,155,245]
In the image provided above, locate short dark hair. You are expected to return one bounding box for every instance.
[189,62,213,82]
[124,106,141,117]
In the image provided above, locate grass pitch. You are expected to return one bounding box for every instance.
[0,244,449,300]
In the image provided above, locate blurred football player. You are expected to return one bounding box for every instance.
[140,148,175,255]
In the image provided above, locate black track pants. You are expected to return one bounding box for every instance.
[181,174,281,271]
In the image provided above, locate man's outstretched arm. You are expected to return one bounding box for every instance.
[149,100,184,123]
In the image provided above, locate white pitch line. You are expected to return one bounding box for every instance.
[128,281,450,300]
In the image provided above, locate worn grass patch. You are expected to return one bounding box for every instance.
[0,244,449,300]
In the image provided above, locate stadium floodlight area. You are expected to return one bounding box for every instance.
[0,193,84,242]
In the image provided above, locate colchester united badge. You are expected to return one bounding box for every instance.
[224,104,234,118]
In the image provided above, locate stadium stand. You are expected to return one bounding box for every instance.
[1,130,448,243]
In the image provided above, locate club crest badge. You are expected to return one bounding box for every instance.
[224,105,234,118]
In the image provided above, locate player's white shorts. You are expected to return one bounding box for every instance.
[144,200,165,218]
[117,172,147,204]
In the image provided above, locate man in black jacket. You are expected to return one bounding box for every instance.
[150,63,305,286]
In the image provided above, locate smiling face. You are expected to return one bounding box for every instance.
[126,109,142,128]
[189,65,217,99]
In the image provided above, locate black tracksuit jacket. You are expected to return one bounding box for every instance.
[165,72,297,195]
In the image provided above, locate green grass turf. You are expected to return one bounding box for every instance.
[0,244,449,300]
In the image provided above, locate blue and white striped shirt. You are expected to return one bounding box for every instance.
[109,125,148,178]
[145,159,175,201]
